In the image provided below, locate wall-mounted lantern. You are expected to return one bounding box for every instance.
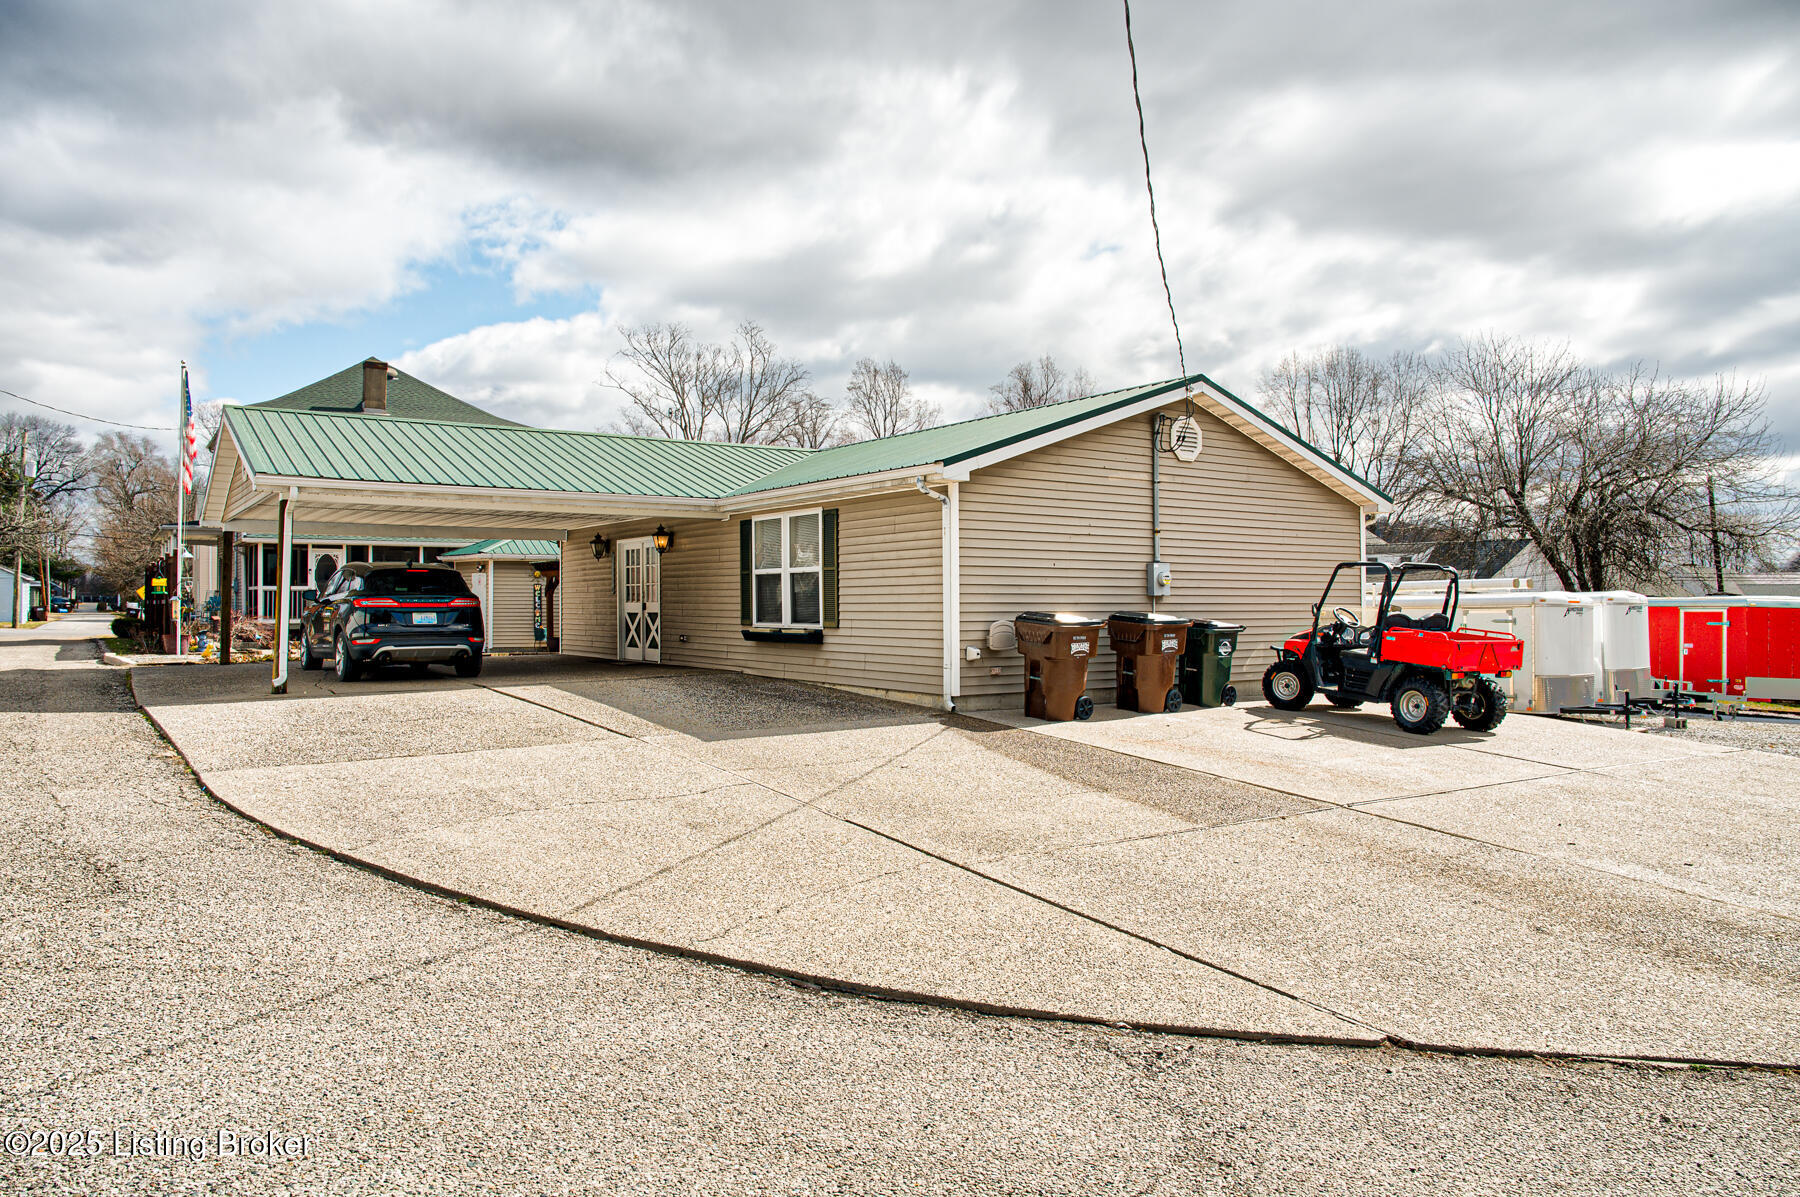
[652,524,674,554]
[590,533,611,560]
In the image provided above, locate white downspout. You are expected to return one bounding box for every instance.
[915,476,955,711]
[271,487,295,694]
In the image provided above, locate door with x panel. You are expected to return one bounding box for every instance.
[618,538,662,663]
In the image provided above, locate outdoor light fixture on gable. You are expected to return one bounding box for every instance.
[590,534,611,560]
[652,525,674,554]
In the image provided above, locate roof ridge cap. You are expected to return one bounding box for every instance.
[234,404,814,454]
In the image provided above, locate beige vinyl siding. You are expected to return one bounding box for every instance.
[956,402,1364,707]
[454,560,547,652]
[558,542,617,659]
[224,462,258,520]
[561,490,944,699]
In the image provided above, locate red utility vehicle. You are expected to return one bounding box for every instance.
[1263,562,1525,734]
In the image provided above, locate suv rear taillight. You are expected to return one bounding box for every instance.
[449,597,479,608]
[353,597,399,608]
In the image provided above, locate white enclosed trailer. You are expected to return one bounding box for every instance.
[1394,589,1600,713]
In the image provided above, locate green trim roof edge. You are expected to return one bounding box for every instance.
[937,375,1198,467]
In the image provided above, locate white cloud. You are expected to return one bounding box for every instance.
[1,0,1797,457]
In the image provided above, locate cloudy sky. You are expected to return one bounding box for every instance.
[3,0,1798,459]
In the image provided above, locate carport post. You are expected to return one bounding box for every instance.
[218,529,234,666]
[271,489,295,694]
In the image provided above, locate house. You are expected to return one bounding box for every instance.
[1370,536,1557,589]
[1667,571,1800,598]
[441,539,562,652]
[201,369,1388,704]
[1,563,41,624]
[191,358,526,621]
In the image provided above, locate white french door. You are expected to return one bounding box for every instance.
[618,539,662,663]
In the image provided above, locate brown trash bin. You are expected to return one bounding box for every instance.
[1013,612,1103,721]
[1106,611,1191,713]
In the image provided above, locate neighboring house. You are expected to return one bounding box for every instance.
[201,370,1388,707]
[1667,572,1800,598]
[1371,537,1557,588]
[0,564,41,623]
[442,539,562,652]
[191,357,526,621]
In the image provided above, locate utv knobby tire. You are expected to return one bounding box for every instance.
[1390,674,1450,735]
[1262,662,1314,711]
[1452,676,1508,732]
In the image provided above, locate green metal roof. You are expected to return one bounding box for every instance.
[223,368,1389,509]
[224,405,811,499]
[440,538,560,560]
[251,361,526,427]
[726,376,1202,495]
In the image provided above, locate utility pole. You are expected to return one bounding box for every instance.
[1706,475,1725,594]
[11,430,27,628]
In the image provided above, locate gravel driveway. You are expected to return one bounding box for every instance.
[2,615,1796,1195]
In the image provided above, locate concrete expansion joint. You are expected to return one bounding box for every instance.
[125,670,1800,1073]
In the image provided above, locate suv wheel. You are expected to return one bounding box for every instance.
[454,653,482,678]
[335,632,362,682]
[300,635,321,671]
[1262,661,1315,711]
[1390,674,1450,735]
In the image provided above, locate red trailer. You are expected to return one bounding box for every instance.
[1647,596,1800,701]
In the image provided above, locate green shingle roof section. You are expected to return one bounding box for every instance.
[440,539,560,560]
[251,361,526,427]
[224,405,812,499]
[726,376,1202,496]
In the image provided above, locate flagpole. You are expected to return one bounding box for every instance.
[174,361,186,654]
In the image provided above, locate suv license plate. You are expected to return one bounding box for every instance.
[414,612,438,625]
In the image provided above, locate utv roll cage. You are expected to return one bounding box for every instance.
[1311,560,1460,651]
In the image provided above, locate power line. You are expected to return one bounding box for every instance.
[0,387,166,431]
[1122,0,1187,385]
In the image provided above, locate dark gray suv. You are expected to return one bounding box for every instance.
[299,563,484,681]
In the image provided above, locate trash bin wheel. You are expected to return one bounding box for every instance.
[1074,696,1094,720]
[1221,684,1237,707]
[1163,687,1182,713]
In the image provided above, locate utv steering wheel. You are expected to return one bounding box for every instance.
[1331,606,1361,627]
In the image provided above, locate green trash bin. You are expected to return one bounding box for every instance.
[1181,619,1245,707]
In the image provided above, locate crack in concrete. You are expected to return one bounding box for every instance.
[691,867,908,947]
[485,685,1384,1039]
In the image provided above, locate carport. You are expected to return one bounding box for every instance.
[199,400,799,691]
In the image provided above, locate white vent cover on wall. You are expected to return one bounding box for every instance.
[1163,415,1203,461]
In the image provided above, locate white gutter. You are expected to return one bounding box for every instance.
[914,477,956,711]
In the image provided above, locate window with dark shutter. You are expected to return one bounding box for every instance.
[740,507,836,630]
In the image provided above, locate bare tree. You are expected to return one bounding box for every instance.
[775,391,847,448]
[844,357,937,440]
[2,414,90,574]
[987,355,1096,413]
[718,321,814,445]
[88,433,176,592]
[1416,336,1797,590]
[603,323,734,440]
[1258,346,1428,508]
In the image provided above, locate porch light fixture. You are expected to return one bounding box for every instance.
[652,524,674,554]
[589,533,611,560]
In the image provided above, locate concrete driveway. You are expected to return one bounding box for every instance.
[131,656,1800,1065]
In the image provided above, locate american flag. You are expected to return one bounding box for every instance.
[180,364,200,494]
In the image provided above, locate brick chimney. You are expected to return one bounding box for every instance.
[360,357,390,413]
